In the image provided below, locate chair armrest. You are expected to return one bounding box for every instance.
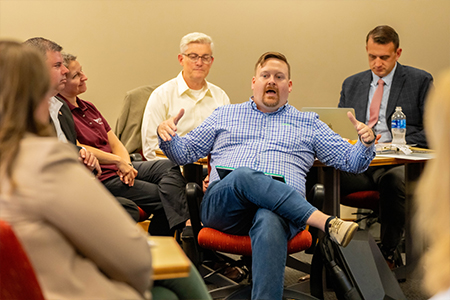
[130,153,143,161]
[306,183,325,254]
[307,183,325,210]
[186,182,204,242]
[185,182,205,266]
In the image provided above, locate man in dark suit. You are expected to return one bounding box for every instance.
[56,97,78,145]
[24,37,140,222]
[338,25,433,269]
[24,37,102,175]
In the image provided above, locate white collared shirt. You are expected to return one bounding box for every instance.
[48,96,68,143]
[365,63,397,143]
[141,71,230,160]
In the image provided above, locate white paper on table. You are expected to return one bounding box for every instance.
[376,152,434,160]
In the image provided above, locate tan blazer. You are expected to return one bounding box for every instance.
[0,135,152,300]
[115,85,158,154]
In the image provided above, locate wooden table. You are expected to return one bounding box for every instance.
[149,236,191,280]
[155,149,207,165]
[312,151,433,279]
[313,153,432,215]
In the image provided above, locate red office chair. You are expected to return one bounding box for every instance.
[138,206,150,222]
[185,182,323,300]
[340,190,380,223]
[340,190,380,213]
[0,219,45,300]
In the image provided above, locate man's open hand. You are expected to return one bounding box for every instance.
[157,109,185,141]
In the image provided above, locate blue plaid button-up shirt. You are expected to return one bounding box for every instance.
[160,98,375,197]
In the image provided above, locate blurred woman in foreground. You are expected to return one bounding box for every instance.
[0,41,210,300]
[415,69,450,300]
[0,40,153,299]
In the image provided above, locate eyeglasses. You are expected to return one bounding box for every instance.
[182,53,213,64]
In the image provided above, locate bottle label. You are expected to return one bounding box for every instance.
[391,119,406,129]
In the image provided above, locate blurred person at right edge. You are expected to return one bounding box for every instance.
[415,69,450,300]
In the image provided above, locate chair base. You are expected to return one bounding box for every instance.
[286,254,311,274]
[209,282,319,300]
[200,264,240,287]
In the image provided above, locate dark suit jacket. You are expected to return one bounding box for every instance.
[54,95,81,150]
[338,63,433,148]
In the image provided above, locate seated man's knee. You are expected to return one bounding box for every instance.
[158,159,178,170]
[116,197,140,222]
[251,209,288,241]
[379,167,405,192]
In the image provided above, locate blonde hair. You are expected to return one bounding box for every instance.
[415,69,450,296]
[0,40,52,191]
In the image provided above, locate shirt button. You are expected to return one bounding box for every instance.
[377,120,381,124]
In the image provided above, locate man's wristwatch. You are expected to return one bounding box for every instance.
[364,128,377,144]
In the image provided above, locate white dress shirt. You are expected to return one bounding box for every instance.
[141,71,230,160]
[48,96,68,143]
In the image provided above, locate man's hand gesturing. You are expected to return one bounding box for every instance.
[347,111,376,147]
[157,109,185,141]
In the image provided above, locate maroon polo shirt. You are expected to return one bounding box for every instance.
[58,94,118,182]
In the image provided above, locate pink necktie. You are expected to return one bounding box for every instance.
[368,78,385,128]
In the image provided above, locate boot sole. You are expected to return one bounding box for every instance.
[340,223,359,247]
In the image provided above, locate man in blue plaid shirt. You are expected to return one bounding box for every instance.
[158,52,376,300]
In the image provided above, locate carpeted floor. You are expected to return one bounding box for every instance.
[206,221,428,299]
[206,235,429,300]
[207,251,428,299]
[284,250,428,300]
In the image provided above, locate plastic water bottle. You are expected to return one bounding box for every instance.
[391,106,406,145]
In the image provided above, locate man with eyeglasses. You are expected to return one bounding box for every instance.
[141,32,230,161]
[141,32,242,281]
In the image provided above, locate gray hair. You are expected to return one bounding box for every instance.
[179,32,214,54]
[23,37,63,58]
[62,52,77,69]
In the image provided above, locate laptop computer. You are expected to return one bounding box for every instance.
[301,107,358,140]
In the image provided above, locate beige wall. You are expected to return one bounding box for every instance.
[1,0,449,125]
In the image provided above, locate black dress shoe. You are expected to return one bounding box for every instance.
[213,261,246,282]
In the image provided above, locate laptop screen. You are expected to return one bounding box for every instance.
[301,107,358,140]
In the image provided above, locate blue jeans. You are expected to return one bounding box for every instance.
[200,167,317,300]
